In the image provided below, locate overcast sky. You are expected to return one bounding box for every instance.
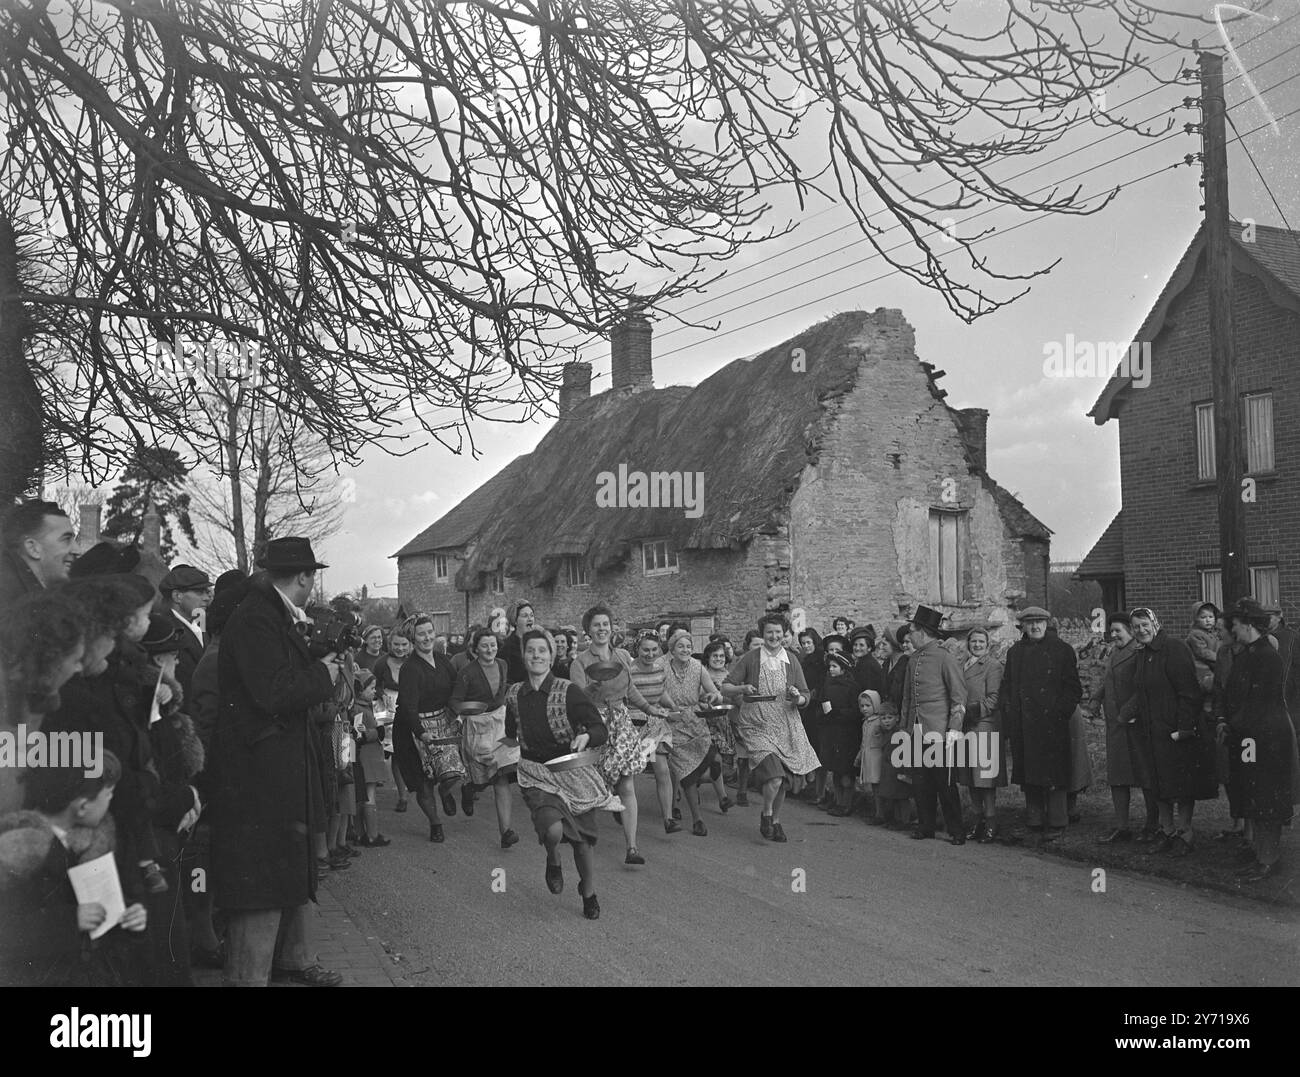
[178,3,1300,596]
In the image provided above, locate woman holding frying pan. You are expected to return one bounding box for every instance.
[451,626,520,849]
[505,629,620,920]
[569,603,673,866]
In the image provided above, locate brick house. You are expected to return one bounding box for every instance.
[1077,222,1300,621]
[394,308,1050,646]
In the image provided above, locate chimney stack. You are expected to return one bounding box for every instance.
[77,502,101,550]
[610,305,653,394]
[957,407,989,472]
[558,361,592,416]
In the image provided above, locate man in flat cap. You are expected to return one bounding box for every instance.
[1002,606,1083,842]
[901,605,967,844]
[160,563,212,699]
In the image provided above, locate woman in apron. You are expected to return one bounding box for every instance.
[452,626,520,849]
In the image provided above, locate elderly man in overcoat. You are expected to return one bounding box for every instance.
[1003,606,1083,841]
[211,538,342,987]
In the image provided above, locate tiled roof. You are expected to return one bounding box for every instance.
[1075,512,1124,578]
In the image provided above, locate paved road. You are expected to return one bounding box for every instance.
[325,776,1299,986]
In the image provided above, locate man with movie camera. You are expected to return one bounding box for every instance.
[211,538,347,987]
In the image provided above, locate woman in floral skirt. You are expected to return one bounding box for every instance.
[569,604,673,865]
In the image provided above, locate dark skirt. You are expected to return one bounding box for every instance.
[820,722,862,776]
[679,744,719,785]
[394,727,424,790]
[521,785,598,847]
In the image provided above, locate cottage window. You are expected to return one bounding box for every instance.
[563,555,590,587]
[642,540,678,576]
[1199,564,1280,609]
[433,554,449,582]
[1193,393,1274,480]
[1251,564,1280,609]
[928,510,965,605]
[488,566,505,594]
[431,612,451,636]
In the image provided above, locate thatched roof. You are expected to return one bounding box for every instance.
[395,308,1049,587]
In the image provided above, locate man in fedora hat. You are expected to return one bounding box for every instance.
[159,564,212,699]
[1002,606,1082,842]
[901,605,968,844]
[212,537,343,987]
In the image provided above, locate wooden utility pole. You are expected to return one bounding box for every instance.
[1200,50,1250,607]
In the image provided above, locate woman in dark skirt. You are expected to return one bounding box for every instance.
[820,650,862,816]
[505,629,618,920]
[395,616,466,843]
[451,626,519,848]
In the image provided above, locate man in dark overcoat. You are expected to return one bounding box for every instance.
[211,538,342,987]
[1003,606,1082,840]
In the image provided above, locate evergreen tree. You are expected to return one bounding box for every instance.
[101,446,196,561]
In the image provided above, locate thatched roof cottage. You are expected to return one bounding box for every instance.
[394,308,1050,645]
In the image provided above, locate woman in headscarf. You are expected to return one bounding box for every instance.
[1093,612,1157,844]
[568,604,672,866]
[505,629,619,919]
[659,629,725,835]
[1217,599,1297,882]
[721,614,820,842]
[451,626,519,848]
[959,628,1005,843]
[872,628,913,827]
[1130,607,1217,857]
[701,641,736,812]
[395,615,466,843]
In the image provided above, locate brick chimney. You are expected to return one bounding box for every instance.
[558,361,592,416]
[957,407,989,472]
[77,502,101,550]
[610,306,653,394]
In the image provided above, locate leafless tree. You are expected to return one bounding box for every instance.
[1,0,1205,501]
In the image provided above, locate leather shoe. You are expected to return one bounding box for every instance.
[760,813,773,839]
[719,797,733,813]
[624,847,645,865]
[582,891,600,920]
[271,964,342,987]
[428,823,445,843]
[545,861,564,894]
[441,792,457,816]
[500,829,520,849]
[769,823,787,843]
[950,833,966,846]
[461,787,475,816]
[664,819,682,834]
[394,799,408,813]
[1096,827,1133,844]
[978,822,997,844]
[910,831,934,840]
[692,820,708,836]
[965,820,983,840]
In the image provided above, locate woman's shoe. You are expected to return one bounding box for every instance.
[828,805,852,817]
[719,797,733,813]
[326,852,352,869]
[582,892,601,920]
[760,813,773,839]
[1096,827,1133,844]
[461,787,476,816]
[500,829,520,849]
[692,820,708,836]
[965,819,983,840]
[672,807,682,821]
[625,848,645,865]
[978,822,997,844]
[360,835,391,848]
[394,799,408,813]
[545,862,564,894]
[769,823,788,843]
[441,792,457,816]
[428,824,445,843]
[664,819,682,834]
